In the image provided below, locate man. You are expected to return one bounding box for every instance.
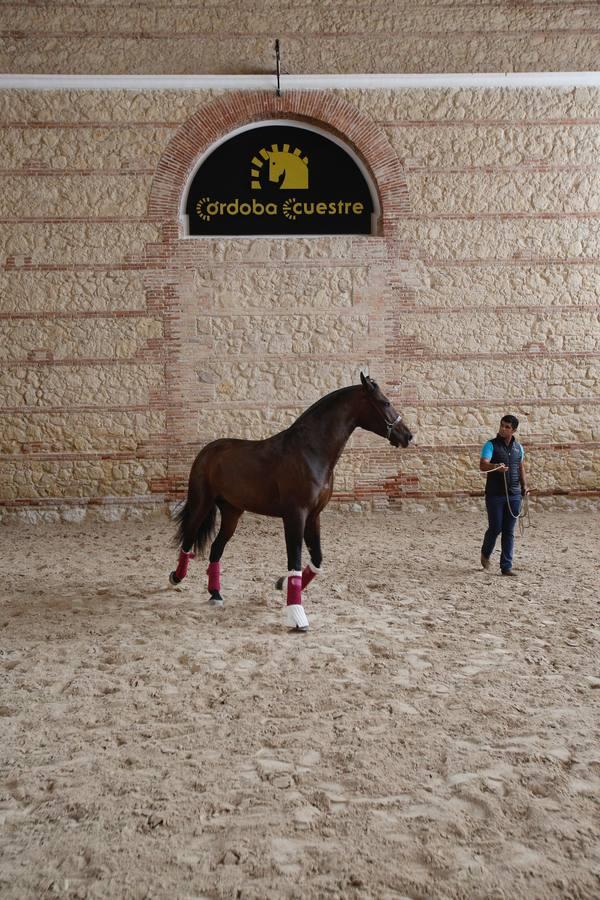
[480,415,529,576]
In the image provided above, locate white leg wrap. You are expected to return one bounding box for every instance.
[308,562,322,575]
[286,604,309,630]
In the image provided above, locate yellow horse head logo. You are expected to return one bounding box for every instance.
[251,144,309,190]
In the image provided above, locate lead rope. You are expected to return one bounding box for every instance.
[482,465,532,537]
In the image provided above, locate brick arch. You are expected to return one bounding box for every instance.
[147,90,409,235]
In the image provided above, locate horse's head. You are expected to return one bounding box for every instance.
[359,373,413,448]
[268,151,285,186]
[268,148,309,189]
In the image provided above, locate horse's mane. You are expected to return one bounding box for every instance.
[289,384,359,430]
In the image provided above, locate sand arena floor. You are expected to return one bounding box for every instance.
[1,505,599,899]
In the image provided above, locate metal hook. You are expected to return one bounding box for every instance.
[275,39,281,97]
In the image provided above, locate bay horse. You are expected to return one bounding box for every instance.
[170,373,413,631]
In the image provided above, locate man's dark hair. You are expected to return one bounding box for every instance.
[501,414,519,430]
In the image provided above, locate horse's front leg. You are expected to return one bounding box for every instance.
[275,514,322,588]
[282,510,308,631]
[302,512,323,590]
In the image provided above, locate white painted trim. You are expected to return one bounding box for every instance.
[2,72,600,91]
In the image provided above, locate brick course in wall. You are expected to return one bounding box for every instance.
[0,85,598,514]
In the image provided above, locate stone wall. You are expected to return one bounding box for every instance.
[0,84,598,514]
[1,1,600,74]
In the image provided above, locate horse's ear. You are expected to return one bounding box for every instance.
[360,371,375,392]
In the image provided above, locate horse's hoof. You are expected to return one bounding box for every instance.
[275,576,285,591]
[285,604,309,630]
[291,625,308,633]
[209,590,224,608]
[169,571,181,586]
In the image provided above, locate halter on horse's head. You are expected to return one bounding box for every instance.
[360,372,413,448]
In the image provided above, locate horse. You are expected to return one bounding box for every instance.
[267,146,309,189]
[169,373,413,631]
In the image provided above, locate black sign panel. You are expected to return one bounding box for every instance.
[185,124,374,235]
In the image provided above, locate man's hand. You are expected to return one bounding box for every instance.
[480,459,508,473]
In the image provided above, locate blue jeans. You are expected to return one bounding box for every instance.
[482,493,521,572]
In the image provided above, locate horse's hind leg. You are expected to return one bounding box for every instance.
[206,502,242,607]
[170,487,216,586]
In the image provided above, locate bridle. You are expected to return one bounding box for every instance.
[366,394,403,441]
[384,413,403,441]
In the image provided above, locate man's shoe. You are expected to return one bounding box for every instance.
[480,552,490,570]
[501,570,517,576]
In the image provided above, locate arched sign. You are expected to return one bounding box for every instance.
[184,123,376,236]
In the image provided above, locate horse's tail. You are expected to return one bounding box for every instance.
[172,488,218,556]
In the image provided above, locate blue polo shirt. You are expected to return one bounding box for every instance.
[481,440,524,462]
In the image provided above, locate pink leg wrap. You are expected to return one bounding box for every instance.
[302,564,320,590]
[286,572,302,606]
[207,561,221,592]
[175,549,195,580]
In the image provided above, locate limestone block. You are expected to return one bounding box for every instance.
[312,3,600,33]
[399,448,482,494]
[526,448,599,493]
[0,458,166,500]
[0,364,163,408]
[0,270,147,314]
[202,360,369,404]
[6,87,595,134]
[395,357,599,402]
[531,496,600,513]
[187,265,368,311]
[3,33,600,76]
[0,317,163,361]
[209,313,369,356]
[200,398,596,459]
[0,125,175,170]
[400,403,600,446]
[196,406,299,443]
[195,397,402,445]
[4,6,161,32]
[348,88,600,125]
[396,219,600,261]
[411,264,600,309]
[333,444,403,487]
[0,410,165,454]
[410,172,600,215]
[386,124,600,170]
[7,2,600,37]
[538,405,600,444]
[188,237,356,265]
[0,499,170,524]
[0,174,152,218]
[394,309,600,354]
[399,446,597,494]
[0,38,272,77]
[0,317,162,360]
[0,223,161,265]
[0,90,217,125]
[283,239,357,261]
[356,446,406,483]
